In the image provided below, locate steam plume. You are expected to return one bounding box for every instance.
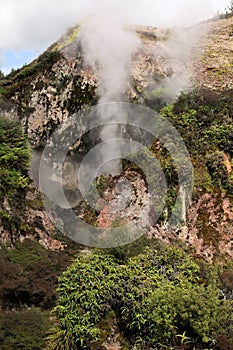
[80,11,140,175]
[151,24,204,102]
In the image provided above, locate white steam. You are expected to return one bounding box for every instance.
[151,25,204,101]
[78,2,207,176]
[80,12,140,175]
[80,15,140,103]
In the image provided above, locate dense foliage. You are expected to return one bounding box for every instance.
[0,308,50,350]
[161,90,233,157]
[48,242,233,349]
[0,116,30,241]
[0,116,30,208]
[159,89,233,197]
[0,237,85,349]
[0,237,83,310]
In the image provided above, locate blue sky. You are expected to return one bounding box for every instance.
[0,0,230,75]
[1,50,40,74]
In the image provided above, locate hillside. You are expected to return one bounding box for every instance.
[0,15,233,257]
[195,16,233,90]
[0,14,233,350]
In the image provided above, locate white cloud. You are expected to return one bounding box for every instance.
[0,0,230,53]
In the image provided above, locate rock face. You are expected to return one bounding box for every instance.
[187,193,233,261]
[0,183,63,251]
[97,170,150,230]
[0,17,233,260]
[2,51,97,148]
[0,24,193,146]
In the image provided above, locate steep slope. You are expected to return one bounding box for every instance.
[194,16,233,90]
[0,17,233,258]
[0,23,196,146]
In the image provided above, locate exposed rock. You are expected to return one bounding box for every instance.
[0,183,64,251]
[97,170,150,230]
[187,193,233,261]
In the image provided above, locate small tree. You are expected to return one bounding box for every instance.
[227,0,233,13]
[0,116,30,209]
[0,70,4,80]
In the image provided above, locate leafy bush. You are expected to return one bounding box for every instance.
[48,243,232,349]
[48,253,118,349]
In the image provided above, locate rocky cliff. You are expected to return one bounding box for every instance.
[0,16,233,261]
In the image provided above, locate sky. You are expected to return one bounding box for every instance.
[0,0,230,75]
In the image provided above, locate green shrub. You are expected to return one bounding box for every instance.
[205,151,233,192]
[48,244,232,349]
[48,253,118,349]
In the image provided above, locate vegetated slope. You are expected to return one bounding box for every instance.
[194,16,233,91]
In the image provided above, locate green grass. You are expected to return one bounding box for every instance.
[5,239,48,266]
[0,308,51,350]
